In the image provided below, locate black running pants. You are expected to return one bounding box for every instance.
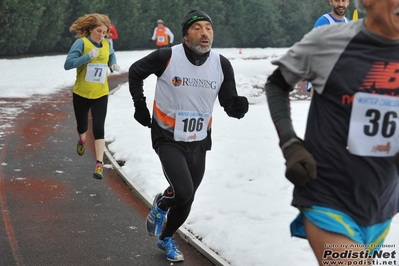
[157,144,206,239]
[73,93,108,139]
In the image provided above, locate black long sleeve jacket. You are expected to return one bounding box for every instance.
[128,43,241,151]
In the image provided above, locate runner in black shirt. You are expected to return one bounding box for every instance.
[266,0,399,264]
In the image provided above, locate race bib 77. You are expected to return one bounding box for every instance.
[85,63,107,84]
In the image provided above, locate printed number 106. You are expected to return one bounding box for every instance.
[182,118,204,132]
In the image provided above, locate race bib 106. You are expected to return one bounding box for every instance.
[174,111,210,142]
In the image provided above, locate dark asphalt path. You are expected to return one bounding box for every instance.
[0,73,215,266]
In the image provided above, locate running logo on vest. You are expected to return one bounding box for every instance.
[172,76,183,86]
[181,77,217,89]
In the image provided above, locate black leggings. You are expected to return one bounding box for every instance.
[73,93,108,139]
[156,144,206,239]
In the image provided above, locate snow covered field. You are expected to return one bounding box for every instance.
[1,48,398,266]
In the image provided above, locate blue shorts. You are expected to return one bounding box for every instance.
[290,206,391,253]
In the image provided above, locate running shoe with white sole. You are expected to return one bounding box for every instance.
[157,236,184,262]
[146,193,167,236]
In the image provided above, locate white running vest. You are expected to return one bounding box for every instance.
[323,14,349,24]
[154,44,224,142]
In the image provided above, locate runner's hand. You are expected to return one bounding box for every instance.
[89,48,99,59]
[224,95,249,119]
[133,98,151,128]
[111,64,121,72]
[231,95,249,114]
[280,134,317,186]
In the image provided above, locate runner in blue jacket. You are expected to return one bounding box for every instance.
[307,0,351,94]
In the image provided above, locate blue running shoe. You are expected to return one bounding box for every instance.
[146,193,167,236]
[157,237,184,262]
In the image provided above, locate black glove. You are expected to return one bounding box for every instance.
[232,95,249,113]
[280,134,317,186]
[133,98,151,128]
[225,95,249,119]
[395,152,399,174]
